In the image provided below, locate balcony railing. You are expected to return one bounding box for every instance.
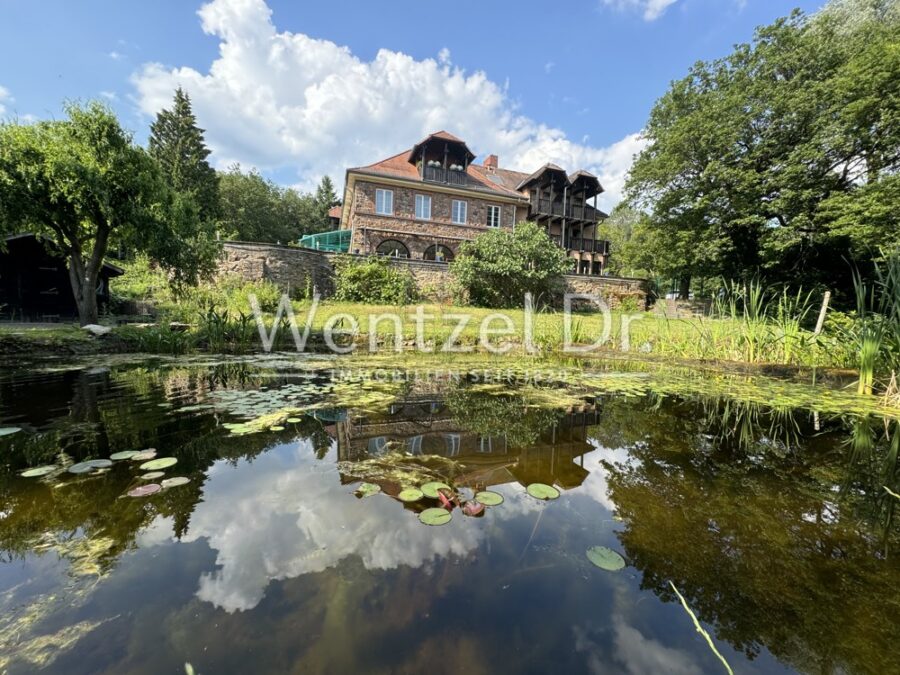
[529,197,601,222]
[547,236,611,254]
[423,165,469,187]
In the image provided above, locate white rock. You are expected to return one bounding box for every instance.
[81,324,112,336]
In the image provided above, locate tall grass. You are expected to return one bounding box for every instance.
[850,252,900,395]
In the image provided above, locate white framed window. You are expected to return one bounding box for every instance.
[487,205,502,228]
[375,188,393,215]
[451,199,467,224]
[415,194,432,220]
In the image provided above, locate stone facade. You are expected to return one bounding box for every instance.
[218,242,335,297]
[347,180,520,260]
[219,242,648,308]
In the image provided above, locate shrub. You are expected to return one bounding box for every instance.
[450,222,572,308]
[332,255,417,305]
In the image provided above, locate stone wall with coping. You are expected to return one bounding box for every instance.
[218,242,648,308]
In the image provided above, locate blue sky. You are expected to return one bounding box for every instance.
[0,0,823,206]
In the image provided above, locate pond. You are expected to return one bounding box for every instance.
[0,354,899,674]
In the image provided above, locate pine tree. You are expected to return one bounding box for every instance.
[148,88,220,221]
[312,175,339,232]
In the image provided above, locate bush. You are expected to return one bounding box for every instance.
[332,255,417,305]
[450,221,573,308]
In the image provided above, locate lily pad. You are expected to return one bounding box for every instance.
[161,477,190,489]
[418,507,452,526]
[356,482,381,497]
[475,491,504,506]
[127,484,161,498]
[420,481,452,499]
[21,465,58,478]
[141,471,166,480]
[586,546,626,571]
[68,459,113,474]
[139,457,177,471]
[110,451,138,461]
[398,488,424,502]
[270,426,285,432]
[0,427,22,437]
[286,417,302,423]
[526,483,560,500]
[131,450,157,461]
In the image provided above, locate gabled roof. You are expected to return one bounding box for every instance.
[515,163,570,191]
[568,169,604,198]
[408,130,475,164]
[327,205,343,219]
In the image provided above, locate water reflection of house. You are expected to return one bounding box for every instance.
[335,395,599,491]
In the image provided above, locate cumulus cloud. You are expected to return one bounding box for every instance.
[0,85,11,116]
[167,440,541,612]
[600,0,680,21]
[131,0,643,209]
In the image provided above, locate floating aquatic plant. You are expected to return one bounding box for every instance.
[355,482,381,497]
[0,427,22,437]
[161,477,190,489]
[109,451,138,460]
[421,481,452,499]
[526,483,560,500]
[130,450,157,461]
[139,457,177,471]
[462,501,485,517]
[67,459,112,475]
[141,471,165,480]
[475,491,504,506]
[586,546,626,571]
[398,488,424,502]
[419,507,452,526]
[20,465,59,478]
[127,484,161,497]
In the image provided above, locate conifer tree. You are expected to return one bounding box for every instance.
[149,88,220,221]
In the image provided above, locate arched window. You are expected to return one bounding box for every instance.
[375,239,410,258]
[423,244,454,263]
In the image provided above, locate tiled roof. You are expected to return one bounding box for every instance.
[349,149,528,199]
[328,205,343,219]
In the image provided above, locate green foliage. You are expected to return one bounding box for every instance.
[148,88,220,222]
[217,168,339,243]
[0,101,217,325]
[626,0,900,299]
[332,255,417,305]
[450,221,573,308]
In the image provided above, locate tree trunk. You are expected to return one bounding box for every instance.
[678,273,691,300]
[68,252,100,326]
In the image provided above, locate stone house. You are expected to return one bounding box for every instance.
[333,131,611,276]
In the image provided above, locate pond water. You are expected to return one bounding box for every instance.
[1,355,899,674]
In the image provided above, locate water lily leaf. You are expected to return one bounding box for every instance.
[286,417,302,423]
[420,481,452,499]
[475,491,504,506]
[131,450,157,461]
[526,483,560,500]
[21,465,58,478]
[127,484,161,497]
[161,477,190,489]
[139,457,177,471]
[419,507,452,526]
[356,482,381,497]
[586,546,626,571]
[398,488,424,502]
[0,427,22,437]
[270,426,285,431]
[110,451,138,461]
[68,459,113,474]
[141,471,166,480]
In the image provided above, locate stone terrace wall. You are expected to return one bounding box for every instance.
[218,242,648,308]
[219,242,335,297]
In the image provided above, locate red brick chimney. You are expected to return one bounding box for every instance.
[483,154,499,169]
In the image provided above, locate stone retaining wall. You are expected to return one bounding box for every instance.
[219,242,647,308]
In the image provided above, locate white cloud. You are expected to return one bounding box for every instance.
[170,439,542,613]
[544,61,555,74]
[100,90,118,101]
[108,50,124,60]
[0,85,11,116]
[600,0,679,21]
[131,0,643,210]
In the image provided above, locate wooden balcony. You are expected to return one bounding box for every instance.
[422,165,469,187]
[529,197,602,223]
